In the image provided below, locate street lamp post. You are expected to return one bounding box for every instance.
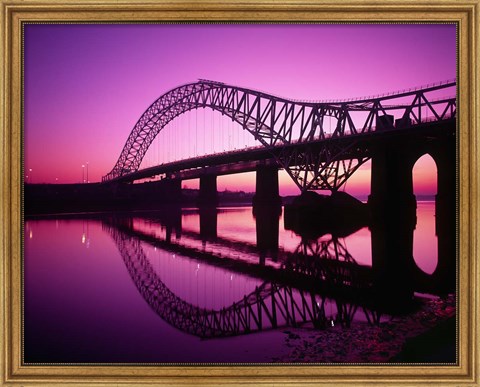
[29,168,32,184]
[86,162,89,183]
[82,165,85,183]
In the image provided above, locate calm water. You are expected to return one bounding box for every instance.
[24,202,443,363]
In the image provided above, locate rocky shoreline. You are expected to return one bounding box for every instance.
[271,294,456,363]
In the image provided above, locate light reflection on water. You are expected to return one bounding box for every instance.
[24,203,440,363]
[413,202,438,274]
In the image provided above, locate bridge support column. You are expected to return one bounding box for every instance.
[253,165,281,208]
[368,142,417,227]
[368,142,416,309]
[198,175,218,207]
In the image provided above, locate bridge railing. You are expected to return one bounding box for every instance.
[236,78,456,104]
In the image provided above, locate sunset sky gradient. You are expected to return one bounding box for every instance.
[24,24,456,195]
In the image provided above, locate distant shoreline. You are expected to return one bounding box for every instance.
[23,183,437,216]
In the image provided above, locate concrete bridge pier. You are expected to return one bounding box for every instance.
[368,142,417,309]
[198,175,218,207]
[252,164,282,264]
[368,141,417,227]
[252,165,281,208]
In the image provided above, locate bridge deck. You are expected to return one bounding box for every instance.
[108,119,455,183]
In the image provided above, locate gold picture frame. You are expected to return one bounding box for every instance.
[1,0,478,385]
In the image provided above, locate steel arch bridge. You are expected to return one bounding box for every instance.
[103,79,456,191]
[106,223,382,338]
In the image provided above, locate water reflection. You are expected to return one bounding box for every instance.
[24,203,454,362]
[413,202,438,274]
[253,206,281,264]
[104,216,383,337]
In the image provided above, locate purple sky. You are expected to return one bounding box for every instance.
[24,24,456,195]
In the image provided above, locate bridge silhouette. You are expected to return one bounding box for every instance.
[102,79,455,202]
[99,80,457,325]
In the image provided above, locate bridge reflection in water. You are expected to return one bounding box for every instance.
[102,205,453,339]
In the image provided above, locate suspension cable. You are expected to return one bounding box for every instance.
[203,107,206,155]
[194,109,197,156]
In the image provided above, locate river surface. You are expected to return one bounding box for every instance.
[24,202,446,363]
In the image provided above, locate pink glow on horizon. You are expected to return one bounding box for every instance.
[24,24,455,195]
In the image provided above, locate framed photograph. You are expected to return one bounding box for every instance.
[1,0,478,385]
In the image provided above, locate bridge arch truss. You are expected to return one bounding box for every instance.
[103,79,456,191]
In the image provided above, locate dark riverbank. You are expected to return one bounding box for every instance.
[390,315,456,362]
[271,294,456,363]
[24,182,255,215]
[24,181,373,219]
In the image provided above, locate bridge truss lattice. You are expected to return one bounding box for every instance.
[103,79,456,191]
